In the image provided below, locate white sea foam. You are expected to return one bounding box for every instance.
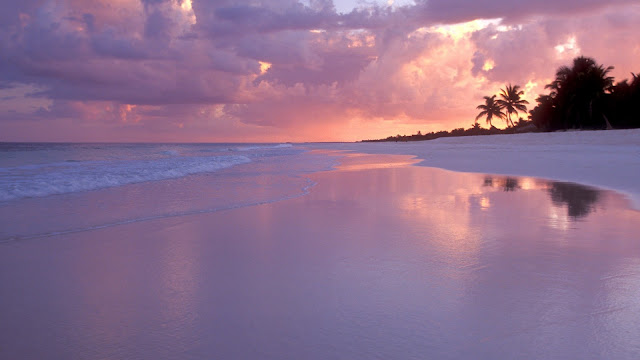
[0,155,251,201]
[0,143,339,242]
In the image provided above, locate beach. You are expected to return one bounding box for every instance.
[1,132,640,359]
[4,0,640,357]
[310,128,640,210]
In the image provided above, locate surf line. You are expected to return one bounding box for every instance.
[0,176,318,244]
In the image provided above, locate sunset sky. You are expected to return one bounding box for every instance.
[1,0,639,142]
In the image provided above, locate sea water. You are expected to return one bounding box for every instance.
[0,142,336,241]
[1,146,639,359]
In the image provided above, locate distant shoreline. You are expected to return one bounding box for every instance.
[309,129,640,210]
[362,121,538,143]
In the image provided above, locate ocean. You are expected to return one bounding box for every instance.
[0,142,335,241]
[2,142,640,359]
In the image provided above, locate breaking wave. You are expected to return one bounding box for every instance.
[0,155,251,201]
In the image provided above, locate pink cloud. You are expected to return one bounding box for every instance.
[1,0,639,142]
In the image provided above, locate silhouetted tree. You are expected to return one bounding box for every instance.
[476,95,505,128]
[497,84,529,127]
[369,57,639,143]
[530,94,556,130]
[608,73,640,128]
[544,56,614,129]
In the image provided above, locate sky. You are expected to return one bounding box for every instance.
[1,0,639,142]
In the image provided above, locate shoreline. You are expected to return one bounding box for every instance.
[308,129,640,210]
[3,151,639,359]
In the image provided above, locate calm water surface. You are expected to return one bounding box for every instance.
[1,150,639,359]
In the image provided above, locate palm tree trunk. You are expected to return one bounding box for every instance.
[603,114,613,130]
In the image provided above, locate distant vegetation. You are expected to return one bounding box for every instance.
[365,119,535,142]
[365,56,639,142]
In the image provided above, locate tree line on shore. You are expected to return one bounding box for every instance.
[365,56,639,142]
[530,56,639,131]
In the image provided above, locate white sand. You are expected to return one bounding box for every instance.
[310,129,640,209]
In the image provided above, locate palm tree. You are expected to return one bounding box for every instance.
[544,56,614,129]
[476,95,505,128]
[530,94,555,130]
[497,84,529,127]
[609,72,640,128]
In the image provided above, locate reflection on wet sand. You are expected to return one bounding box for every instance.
[1,152,639,360]
[482,175,603,220]
[503,177,520,191]
[483,176,521,191]
[549,182,600,219]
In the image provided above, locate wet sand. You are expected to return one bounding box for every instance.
[1,153,640,359]
[310,129,640,209]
